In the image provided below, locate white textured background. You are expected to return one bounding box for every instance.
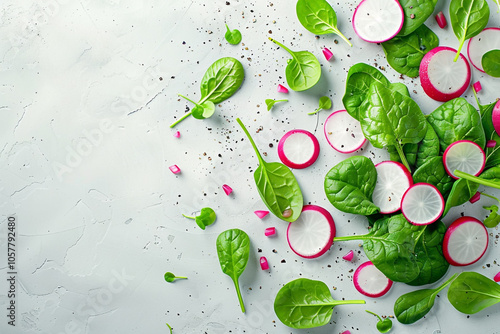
[0,0,499,333]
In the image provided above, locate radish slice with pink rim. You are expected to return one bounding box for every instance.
[286,205,336,258]
[443,216,488,266]
[352,0,404,43]
[467,28,500,73]
[401,183,444,226]
[443,140,485,179]
[492,100,500,136]
[419,46,471,102]
[324,110,366,153]
[372,161,412,214]
[353,261,393,298]
[278,129,320,169]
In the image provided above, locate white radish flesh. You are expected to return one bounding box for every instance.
[352,0,404,43]
[372,161,412,214]
[353,261,393,297]
[287,205,336,258]
[324,110,366,153]
[467,28,500,72]
[401,183,444,226]
[278,130,320,169]
[443,216,488,266]
[443,140,485,179]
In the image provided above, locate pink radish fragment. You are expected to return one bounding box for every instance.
[473,81,482,93]
[341,331,351,334]
[372,161,413,214]
[322,47,334,61]
[324,110,366,153]
[352,0,404,43]
[254,210,270,219]
[278,129,320,169]
[435,11,447,29]
[353,261,393,298]
[467,28,500,73]
[265,227,276,236]
[419,46,471,102]
[443,216,488,266]
[342,250,354,262]
[487,140,497,148]
[401,183,444,226]
[287,205,336,258]
[492,100,500,136]
[222,184,233,195]
[494,272,500,283]
[260,256,269,270]
[443,140,485,179]
[173,131,181,138]
[469,191,481,204]
[169,165,181,174]
[277,84,289,93]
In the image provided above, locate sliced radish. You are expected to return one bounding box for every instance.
[469,191,481,204]
[467,28,500,73]
[353,261,393,298]
[487,140,497,148]
[286,205,336,258]
[265,227,276,236]
[443,216,488,266]
[352,0,404,43]
[435,11,447,29]
[372,161,412,214]
[419,46,471,102]
[343,250,354,261]
[401,183,444,226]
[260,256,269,270]
[492,100,500,136]
[494,272,500,283]
[322,47,334,61]
[278,129,320,169]
[443,140,486,179]
[324,110,366,153]
[473,81,482,93]
[254,210,269,219]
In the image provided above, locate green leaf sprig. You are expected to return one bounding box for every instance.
[164,272,188,283]
[182,207,216,230]
[366,310,392,333]
[225,24,242,45]
[308,96,332,115]
[265,99,288,111]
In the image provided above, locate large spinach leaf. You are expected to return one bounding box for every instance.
[443,178,479,216]
[382,24,439,77]
[427,98,486,152]
[324,156,379,215]
[296,0,352,46]
[413,156,454,199]
[398,0,438,36]
[216,229,250,313]
[387,144,418,169]
[448,272,500,314]
[237,118,303,222]
[449,0,490,61]
[274,278,365,328]
[415,121,440,168]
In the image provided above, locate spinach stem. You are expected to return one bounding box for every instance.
[170,94,198,128]
[273,99,288,103]
[268,37,293,55]
[454,39,465,62]
[480,192,500,203]
[166,323,173,334]
[434,273,458,294]
[455,170,500,189]
[334,30,352,47]
[182,214,195,220]
[175,276,188,280]
[334,300,366,305]
[333,235,366,242]
[236,118,265,165]
[394,142,411,172]
[233,280,246,313]
[308,107,321,115]
[366,310,382,322]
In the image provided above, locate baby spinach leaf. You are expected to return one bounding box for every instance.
[296,0,352,46]
[309,96,332,115]
[269,38,321,91]
[237,118,303,222]
[448,272,500,314]
[481,191,500,227]
[398,0,438,36]
[265,99,288,111]
[225,24,242,45]
[164,272,188,283]
[413,156,454,199]
[394,273,458,324]
[450,0,490,61]
[182,207,217,230]
[382,24,439,77]
[387,143,418,169]
[482,49,500,77]
[427,98,486,152]
[366,310,392,333]
[216,228,250,313]
[191,101,215,120]
[415,121,440,168]
[274,278,365,328]
[324,156,379,215]
[389,82,411,97]
[443,178,480,216]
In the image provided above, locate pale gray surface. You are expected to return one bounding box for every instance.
[1,0,500,333]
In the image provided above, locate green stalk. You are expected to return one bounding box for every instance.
[166,323,173,334]
[480,192,500,203]
[332,29,352,47]
[233,279,246,313]
[434,273,458,293]
[236,118,265,165]
[454,39,465,62]
[333,235,366,242]
[394,142,411,172]
[366,310,383,322]
[333,300,366,305]
[182,214,195,220]
[170,94,197,128]
[454,170,500,189]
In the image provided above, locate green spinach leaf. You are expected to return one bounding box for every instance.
[324,156,379,215]
[443,177,480,216]
[225,24,242,45]
[448,272,500,314]
[269,38,321,91]
[191,100,215,120]
[216,228,250,313]
[274,278,365,328]
[164,272,188,283]
[309,96,332,115]
[237,118,303,222]
[398,0,438,36]
[182,207,217,230]
[413,156,454,199]
[482,49,500,77]
[449,0,490,61]
[478,101,500,168]
[265,99,288,111]
[387,143,418,169]
[415,121,441,168]
[481,191,500,227]
[382,24,439,77]
[366,310,392,333]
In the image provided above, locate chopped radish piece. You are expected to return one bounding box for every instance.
[372,161,412,214]
[435,11,447,29]
[401,183,444,225]
[473,81,482,93]
[469,191,481,204]
[324,110,366,153]
[492,100,500,136]
[443,140,486,179]
[467,28,500,73]
[352,0,404,43]
[277,84,289,93]
[254,210,270,219]
[420,46,471,102]
[173,131,181,138]
[222,184,233,195]
[260,256,269,270]
[487,140,497,148]
[353,261,393,298]
[169,165,181,174]
[443,216,488,266]
[342,250,354,261]
[286,205,336,258]
[494,272,500,283]
[322,47,334,61]
[265,227,276,236]
[342,331,352,334]
[278,129,320,169]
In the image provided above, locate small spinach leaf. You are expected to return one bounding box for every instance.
[448,272,500,314]
[265,99,288,111]
[398,0,438,36]
[164,272,188,283]
[191,101,215,119]
[309,96,332,115]
[366,310,392,333]
[413,156,454,199]
[443,178,480,216]
[482,49,500,77]
[483,204,500,227]
[225,24,242,45]
[183,207,217,230]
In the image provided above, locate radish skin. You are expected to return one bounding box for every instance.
[473,81,482,93]
[278,129,320,169]
[277,84,289,93]
[353,261,393,297]
[255,210,269,219]
[492,100,500,136]
[435,11,447,29]
[494,272,500,283]
[169,165,181,174]
[322,47,334,61]
[342,250,354,261]
[443,216,488,266]
[222,184,233,195]
[265,227,276,236]
[469,191,481,204]
[260,256,269,270]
